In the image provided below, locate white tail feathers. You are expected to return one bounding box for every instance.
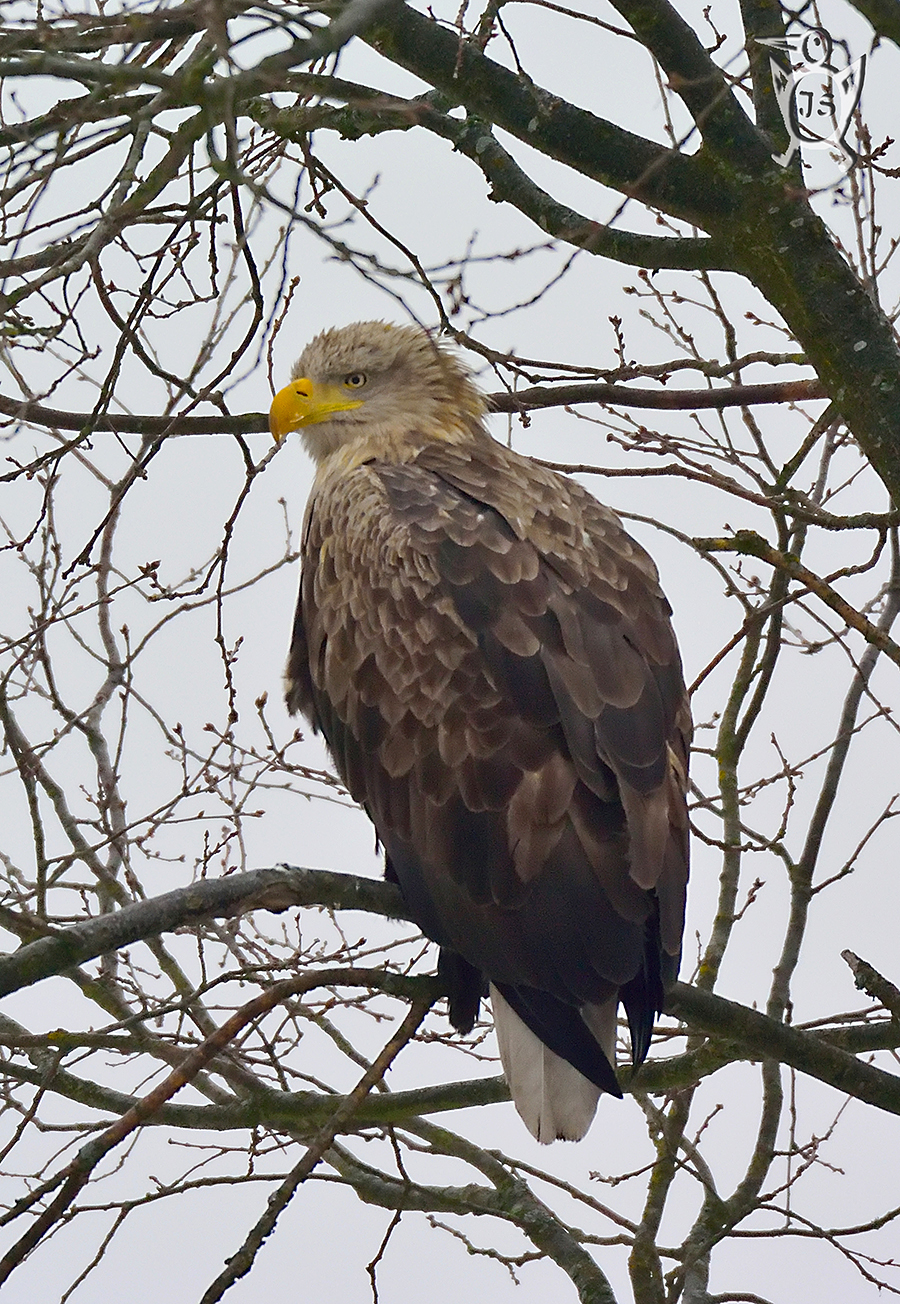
[490,986,618,1143]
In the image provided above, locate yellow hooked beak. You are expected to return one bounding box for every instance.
[269,378,365,442]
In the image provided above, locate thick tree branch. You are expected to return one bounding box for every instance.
[0,865,407,998]
[0,1055,510,1131]
[608,0,771,163]
[739,0,791,144]
[842,951,900,1020]
[0,378,826,450]
[497,379,825,412]
[4,1014,896,1132]
[357,6,900,507]
[250,90,729,271]
[666,983,900,1115]
[365,5,727,226]
[3,868,899,1120]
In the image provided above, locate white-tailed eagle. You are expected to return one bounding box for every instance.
[269,321,690,1142]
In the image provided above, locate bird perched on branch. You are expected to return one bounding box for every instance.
[270,322,690,1142]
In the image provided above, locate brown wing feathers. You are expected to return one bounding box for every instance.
[287,435,689,1115]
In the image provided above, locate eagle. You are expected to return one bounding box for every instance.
[269,322,690,1142]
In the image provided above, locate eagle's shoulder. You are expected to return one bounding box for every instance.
[408,437,683,679]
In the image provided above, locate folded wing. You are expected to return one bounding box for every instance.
[287,436,690,1141]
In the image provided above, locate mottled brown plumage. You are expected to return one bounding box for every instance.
[271,322,691,1141]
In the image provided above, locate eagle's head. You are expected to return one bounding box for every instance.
[269,321,487,463]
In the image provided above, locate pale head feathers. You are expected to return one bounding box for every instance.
[285,321,488,464]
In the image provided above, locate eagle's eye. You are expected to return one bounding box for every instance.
[344,372,367,389]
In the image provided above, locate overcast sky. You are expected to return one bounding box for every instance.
[2,1,899,1300]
